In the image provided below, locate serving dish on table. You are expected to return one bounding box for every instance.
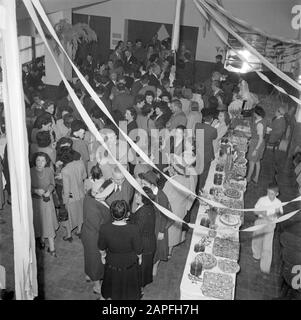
[195,252,217,270]
[233,165,247,177]
[224,180,246,192]
[235,157,247,166]
[218,259,240,274]
[201,271,234,300]
[220,214,240,227]
[196,234,212,247]
[212,237,240,261]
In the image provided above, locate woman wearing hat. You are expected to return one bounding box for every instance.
[81,170,114,295]
[98,200,142,300]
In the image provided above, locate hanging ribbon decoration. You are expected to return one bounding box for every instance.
[24,0,301,233]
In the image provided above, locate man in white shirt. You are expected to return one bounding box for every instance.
[252,183,283,274]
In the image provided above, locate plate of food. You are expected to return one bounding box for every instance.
[212,237,240,261]
[235,158,247,166]
[224,188,241,199]
[195,252,217,270]
[220,214,240,227]
[218,259,240,274]
[201,271,234,300]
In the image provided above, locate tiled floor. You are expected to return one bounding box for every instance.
[0,147,300,300]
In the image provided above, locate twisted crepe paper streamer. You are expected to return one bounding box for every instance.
[205,0,301,46]
[197,0,301,94]
[29,0,301,214]
[25,0,301,234]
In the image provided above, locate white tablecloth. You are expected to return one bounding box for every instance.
[180,143,246,300]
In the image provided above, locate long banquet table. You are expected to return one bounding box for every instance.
[180,123,251,300]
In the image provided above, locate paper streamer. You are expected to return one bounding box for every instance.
[197,0,301,93]
[205,0,301,46]
[25,0,301,232]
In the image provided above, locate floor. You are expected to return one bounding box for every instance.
[0,147,300,300]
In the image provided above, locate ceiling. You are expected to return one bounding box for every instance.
[16,0,109,20]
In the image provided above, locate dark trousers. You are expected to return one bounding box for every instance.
[196,161,211,192]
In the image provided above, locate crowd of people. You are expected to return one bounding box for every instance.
[0,34,292,300]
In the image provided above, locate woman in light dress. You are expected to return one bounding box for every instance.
[162,126,197,257]
[31,152,59,256]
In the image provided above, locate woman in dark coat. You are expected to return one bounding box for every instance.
[81,181,114,294]
[130,187,156,292]
[138,171,172,276]
[98,200,142,300]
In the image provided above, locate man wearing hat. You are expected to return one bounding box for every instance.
[71,120,89,172]
[138,170,172,276]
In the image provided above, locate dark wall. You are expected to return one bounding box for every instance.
[72,13,111,64]
[127,19,199,60]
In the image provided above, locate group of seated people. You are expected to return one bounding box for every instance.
[19,35,293,300]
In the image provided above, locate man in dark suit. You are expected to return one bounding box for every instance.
[148,63,161,88]
[106,166,134,206]
[195,112,217,192]
[112,83,135,115]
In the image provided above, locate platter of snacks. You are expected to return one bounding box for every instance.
[218,259,240,274]
[215,164,224,172]
[201,272,234,300]
[213,173,223,185]
[196,234,212,247]
[212,237,240,261]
